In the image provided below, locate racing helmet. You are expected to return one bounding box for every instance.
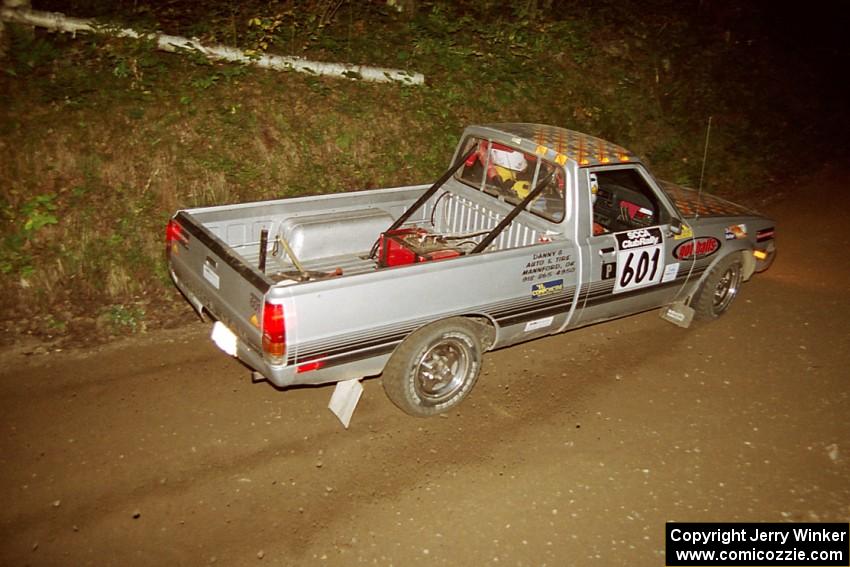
[488,145,527,172]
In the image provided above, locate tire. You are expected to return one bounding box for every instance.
[692,253,744,320]
[382,318,483,417]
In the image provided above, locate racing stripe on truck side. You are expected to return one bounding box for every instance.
[293,292,575,364]
[294,268,702,369]
[582,265,707,306]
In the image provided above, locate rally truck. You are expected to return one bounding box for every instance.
[166,123,776,416]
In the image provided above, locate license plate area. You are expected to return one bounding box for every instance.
[211,321,238,356]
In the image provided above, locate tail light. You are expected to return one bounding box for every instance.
[261,301,286,365]
[165,219,188,253]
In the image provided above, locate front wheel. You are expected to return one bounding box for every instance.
[382,318,483,417]
[692,254,744,320]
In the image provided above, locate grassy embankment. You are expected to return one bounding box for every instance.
[0,1,819,343]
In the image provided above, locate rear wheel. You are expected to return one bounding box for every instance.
[382,318,483,417]
[693,254,744,319]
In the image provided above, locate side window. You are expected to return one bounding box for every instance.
[458,137,485,187]
[527,164,565,224]
[456,137,565,223]
[590,168,667,235]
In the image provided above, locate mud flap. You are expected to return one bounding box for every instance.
[328,379,363,429]
[660,301,695,328]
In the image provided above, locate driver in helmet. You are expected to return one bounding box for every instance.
[468,141,531,197]
[589,172,607,235]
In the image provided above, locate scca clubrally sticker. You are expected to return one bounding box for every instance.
[613,228,665,294]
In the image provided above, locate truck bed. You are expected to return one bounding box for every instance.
[188,180,551,284]
[166,176,566,388]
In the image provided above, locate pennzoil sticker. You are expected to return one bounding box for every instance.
[673,224,694,240]
[724,223,748,240]
[532,279,564,298]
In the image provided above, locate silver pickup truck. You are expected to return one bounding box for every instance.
[166,123,776,416]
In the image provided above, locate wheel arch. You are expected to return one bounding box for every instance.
[388,314,498,360]
[740,248,756,281]
[458,312,498,351]
[689,250,747,319]
[685,248,753,305]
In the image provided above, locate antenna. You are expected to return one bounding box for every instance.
[695,116,712,219]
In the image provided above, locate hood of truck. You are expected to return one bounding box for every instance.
[659,180,754,218]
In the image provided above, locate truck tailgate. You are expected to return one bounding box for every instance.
[167,211,270,356]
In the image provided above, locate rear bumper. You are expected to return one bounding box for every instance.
[252,348,392,388]
[171,267,390,388]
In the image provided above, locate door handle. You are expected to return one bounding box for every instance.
[598,247,615,256]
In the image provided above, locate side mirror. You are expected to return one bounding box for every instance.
[669,217,683,235]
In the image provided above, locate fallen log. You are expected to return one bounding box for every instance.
[0,6,425,85]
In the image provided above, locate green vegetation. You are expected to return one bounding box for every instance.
[0,1,839,340]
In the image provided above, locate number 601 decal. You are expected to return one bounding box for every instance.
[613,228,665,294]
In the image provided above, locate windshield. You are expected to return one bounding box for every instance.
[455,136,566,223]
